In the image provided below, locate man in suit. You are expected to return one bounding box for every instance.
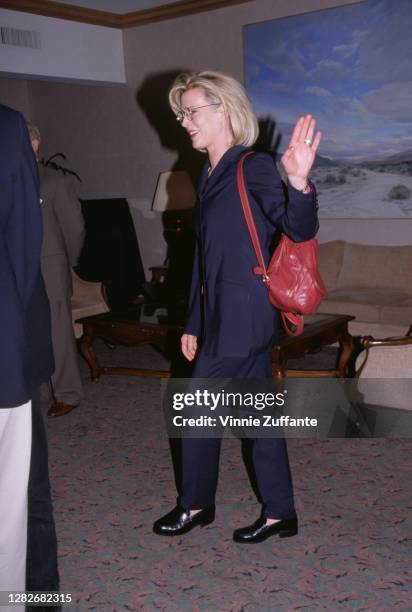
[28,124,85,418]
[0,105,55,603]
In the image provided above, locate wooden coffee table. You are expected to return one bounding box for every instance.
[78,311,357,381]
[271,313,356,378]
[78,309,182,381]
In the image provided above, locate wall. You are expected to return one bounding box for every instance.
[0,8,125,83]
[317,219,412,246]
[0,77,30,116]
[1,0,410,276]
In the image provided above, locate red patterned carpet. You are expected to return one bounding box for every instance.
[45,342,411,611]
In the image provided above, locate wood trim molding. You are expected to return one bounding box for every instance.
[0,0,120,28]
[119,0,253,27]
[0,0,254,28]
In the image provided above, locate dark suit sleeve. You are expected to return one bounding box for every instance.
[1,109,44,406]
[184,238,202,337]
[244,152,319,242]
[11,113,43,309]
[52,175,85,266]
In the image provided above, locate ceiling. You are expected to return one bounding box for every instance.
[51,0,179,14]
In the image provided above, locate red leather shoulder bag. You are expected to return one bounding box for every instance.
[237,152,326,336]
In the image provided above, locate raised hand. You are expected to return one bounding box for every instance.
[281,115,321,190]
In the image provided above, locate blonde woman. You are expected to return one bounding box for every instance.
[153,71,321,543]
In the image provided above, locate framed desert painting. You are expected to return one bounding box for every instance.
[244,0,412,218]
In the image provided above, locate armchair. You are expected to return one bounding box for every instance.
[351,334,412,435]
[71,270,109,338]
[76,198,146,310]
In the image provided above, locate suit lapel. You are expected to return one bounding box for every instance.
[196,161,209,201]
[199,145,248,200]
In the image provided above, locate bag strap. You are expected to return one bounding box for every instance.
[237,152,269,283]
[237,152,304,338]
[281,312,304,336]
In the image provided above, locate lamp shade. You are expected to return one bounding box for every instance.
[152,170,196,212]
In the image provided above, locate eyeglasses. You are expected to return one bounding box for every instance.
[175,103,221,123]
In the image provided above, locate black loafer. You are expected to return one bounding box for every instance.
[153,505,215,536]
[233,516,298,543]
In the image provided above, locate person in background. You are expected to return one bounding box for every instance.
[0,105,55,609]
[153,71,321,543]
[28,123,85,418]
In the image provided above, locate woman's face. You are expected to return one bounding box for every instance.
[179,87,227,152]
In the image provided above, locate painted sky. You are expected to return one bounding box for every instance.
[244,0,412,162]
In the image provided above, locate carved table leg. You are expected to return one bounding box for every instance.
[271,350,286,378]
[337,329,357,377]
[78,322,102,382]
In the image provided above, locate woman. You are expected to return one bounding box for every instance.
[153,71,321,543]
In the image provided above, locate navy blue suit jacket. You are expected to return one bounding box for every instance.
[184,145,319,358]
[0,105,54,408]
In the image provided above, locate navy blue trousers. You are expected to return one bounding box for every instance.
[26,389,59,591]
[179,351,297,519]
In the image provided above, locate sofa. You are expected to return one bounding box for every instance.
[317,241,412,337]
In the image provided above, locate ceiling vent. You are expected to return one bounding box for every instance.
[0,26,41,49]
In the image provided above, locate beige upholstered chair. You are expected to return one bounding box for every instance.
[355,334,412,411]
[71,270,109,338]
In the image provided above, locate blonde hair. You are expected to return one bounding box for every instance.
[169,70,258,147]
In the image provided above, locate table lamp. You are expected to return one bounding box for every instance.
[152,170,196,211]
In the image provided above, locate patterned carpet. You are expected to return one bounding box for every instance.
[45,341,412,611]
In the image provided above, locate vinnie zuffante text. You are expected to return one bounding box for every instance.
[170,389,317,429]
